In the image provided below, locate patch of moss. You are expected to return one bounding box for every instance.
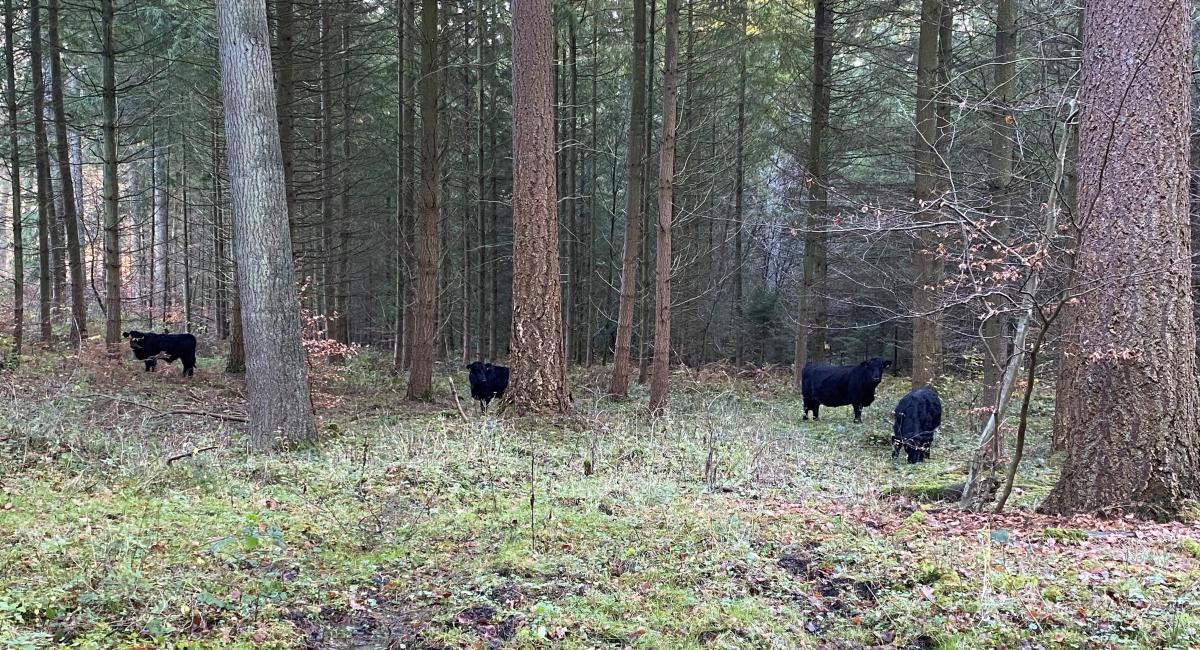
[1179,538,1200,560]
[1042,527,1087,542]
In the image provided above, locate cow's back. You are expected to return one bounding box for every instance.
[802,363,853,405]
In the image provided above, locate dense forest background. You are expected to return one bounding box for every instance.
[0,0,1088,374]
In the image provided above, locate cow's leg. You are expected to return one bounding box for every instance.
[479,399,487,414]
[182,353,195,377]
[891,439,900,459]
[852,403,863,424]
[144,359,156,372]
[811,404,820,421]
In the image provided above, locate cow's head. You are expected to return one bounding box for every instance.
[862,357,892,384]
[123,330,147,350]
[466,361,490,382]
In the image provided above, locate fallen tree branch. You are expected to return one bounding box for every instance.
[447,379,470,423]
[152,409,248,423]
[166,445,218,465]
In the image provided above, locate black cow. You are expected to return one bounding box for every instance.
[122,330,197,377]
[801,357,892,423]
[466,361,510,413]
[892,385,942,463]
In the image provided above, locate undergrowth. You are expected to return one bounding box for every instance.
[1,347,1198,649]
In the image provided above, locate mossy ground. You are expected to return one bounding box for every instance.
[2,348,1199,649]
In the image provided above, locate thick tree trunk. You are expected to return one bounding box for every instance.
[647,0,679,415]
[608,0,646,397]
[30,0,53,342]
[793,0,832,391]
[1041,0,1199,517]
[979,0,1016,461]
[508,0,570,414]
[4,0,23,354]
[47,0,85,341]
[405,0,439,400]
[216,0,316,447]
[910,0,943,388]
[101,0,120,347]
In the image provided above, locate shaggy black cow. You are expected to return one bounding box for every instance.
[122,330,197,377]
[801,357,891,423]
[466,361,510,413]
[892,385,942,463]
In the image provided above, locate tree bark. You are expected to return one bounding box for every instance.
[101,0,120,348]
[4,0,23,354]
[508,0,570,414]
[647,0,679,415]
[979,0,1016,461]
[608,0,647,397]
[732,0,747,368]
[216,0,316,447]
[405,0,439,400]
[30,0,53,342]
[153,148,169,322]
[273,0,297,237]
[910,0,943,387]
[793,0,832,391]
[1041,0,1199,517]
[47,0,85,341]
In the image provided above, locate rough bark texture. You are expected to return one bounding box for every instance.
[405,0,439,401]
[1041,0,1199,517]
[508,0,570,415]
[647,0,679,415]
[101,0,120,348]
[979,0,1016,461]
[608,0,647,397]
[30,0,54,342]
[910,0,943,388]
[4,0,22,353]
[47,0,85,341]
[793,0,832,391]
[216,0,316,448]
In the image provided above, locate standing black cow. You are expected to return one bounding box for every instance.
[801,357,891,423]
[122,330,197,377]
[466,361,510,413]
[892,385,942,463]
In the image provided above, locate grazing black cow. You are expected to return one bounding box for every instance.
[122,330,197,377]
[466,361,510,413]
[801,357,891,423]
[892,385,942,464]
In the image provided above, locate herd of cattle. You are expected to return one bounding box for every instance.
[123,336,940,463]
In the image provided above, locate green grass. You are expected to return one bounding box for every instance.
[1,350,1198,649]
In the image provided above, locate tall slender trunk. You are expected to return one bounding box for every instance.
[216,0,316,446]
[794,0,832,390]
[4,0,23,354]
[608,0,647,396]
[508,0,570,414]
[153,148,170,323]
[47,0,85,341]
[647,0,679,415]
[1042,0,1198,517]
[405,0,439,400]
[910,0,943,387]
[274,0,297,236]
[585,0,599,366]
[732,1,747,367]
[101,0,120,347]
[979,0,1016,461]
[30,0,53,342]
[334,13,352,344]
[637,0,656,385]
[393,0,408,369]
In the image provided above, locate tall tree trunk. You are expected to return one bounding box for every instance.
[979,0,1016,461]
[30,0,53,342]
[508,0,570,414]
[405,0,439,400]
[273,0,297,236]
[584,0,599,367]
[47,0,85,341]
[647,0,678,415]
[101,0,120,347]
[475,0,487,361]
[393,0,409,370]
[636,0,656,386]
[732,0,746,368]
[910,0,943,387]
[793,0,831,390]
[4,0,23,354]
[153,149,169,323]
[216,0,316,447]
[1041,0,1199,517]
[608,0,647,397]
[334,15,353,345]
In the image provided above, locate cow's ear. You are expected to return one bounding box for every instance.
[883,360,892,369]
[121,331,130,338]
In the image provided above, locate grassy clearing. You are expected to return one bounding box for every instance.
[2,349,1199,649]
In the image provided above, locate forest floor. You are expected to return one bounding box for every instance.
[2,346,1200,649]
